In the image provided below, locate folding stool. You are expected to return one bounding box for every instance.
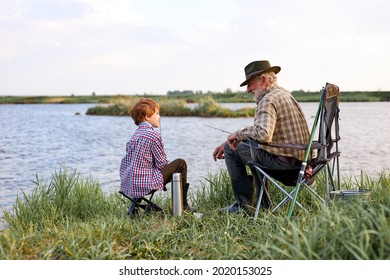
[119,189,164,217]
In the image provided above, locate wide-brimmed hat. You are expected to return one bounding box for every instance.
[240,60,281,87]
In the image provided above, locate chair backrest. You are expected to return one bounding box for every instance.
[315,83,340,164]
[248,83,341,187]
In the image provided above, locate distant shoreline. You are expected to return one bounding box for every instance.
[1,90,390,104]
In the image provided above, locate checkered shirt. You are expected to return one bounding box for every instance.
[119,122,169,198]
[236,85,310,161]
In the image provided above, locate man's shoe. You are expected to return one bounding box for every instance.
[219,202,241,214]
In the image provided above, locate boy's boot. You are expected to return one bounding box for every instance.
[182,183,195,212]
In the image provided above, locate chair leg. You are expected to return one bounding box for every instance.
[141,192,163,212]
[261,180,271,209]
[254,184,265,221]
[143,192,155,214]
[128,199,139,216]
[272,184,308,213]
[254,178,271,221]
[148,201,163,212]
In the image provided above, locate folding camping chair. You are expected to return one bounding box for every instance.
[247,83,341,220]
[119,188,165,218]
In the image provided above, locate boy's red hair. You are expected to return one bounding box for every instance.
[130,98,160,125]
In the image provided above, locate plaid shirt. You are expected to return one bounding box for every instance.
[236,85,310,161]
[120,122,169,198]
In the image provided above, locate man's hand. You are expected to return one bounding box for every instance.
[227,132,239,150]
[213,142,226,161]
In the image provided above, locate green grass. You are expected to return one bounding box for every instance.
[1,167,389,260]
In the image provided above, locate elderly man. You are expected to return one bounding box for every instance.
[213,60,310,214]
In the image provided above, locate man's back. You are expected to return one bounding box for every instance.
[256,85,310,161]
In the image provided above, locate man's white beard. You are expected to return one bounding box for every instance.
[253,88,265,103]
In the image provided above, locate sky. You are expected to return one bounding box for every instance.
[0,0,389,96]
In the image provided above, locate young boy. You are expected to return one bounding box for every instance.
[119,98,192,210]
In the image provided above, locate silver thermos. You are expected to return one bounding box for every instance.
[171,173,183,216]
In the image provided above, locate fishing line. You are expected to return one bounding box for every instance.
[203,124,231,134]
[204,124,238,146]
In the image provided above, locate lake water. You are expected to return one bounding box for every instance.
[0,102,389,216]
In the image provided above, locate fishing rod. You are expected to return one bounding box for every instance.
[204,124,231,135]
[205,124,238,148]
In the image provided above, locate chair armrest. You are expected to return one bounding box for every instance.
[257,141,325,150]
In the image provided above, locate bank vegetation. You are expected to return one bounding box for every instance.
[1,167,389,260]
[1,89,390,105]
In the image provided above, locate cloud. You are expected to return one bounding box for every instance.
[1,0,390,95]
[24,0,88,21]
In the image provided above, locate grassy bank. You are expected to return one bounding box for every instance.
[1,167,389,260]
